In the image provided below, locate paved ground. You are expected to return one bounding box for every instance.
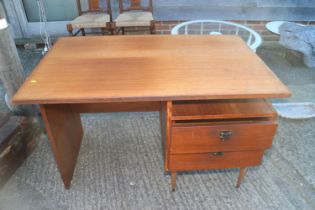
[0,43,314,210]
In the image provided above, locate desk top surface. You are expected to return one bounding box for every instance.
[13,35,290,105]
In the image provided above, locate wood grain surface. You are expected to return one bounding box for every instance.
[12,35,290,105]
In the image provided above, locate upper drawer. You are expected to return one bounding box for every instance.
[172,99,277,121]
[171,121,277,154]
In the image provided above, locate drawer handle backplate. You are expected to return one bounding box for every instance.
[219,130,233,141]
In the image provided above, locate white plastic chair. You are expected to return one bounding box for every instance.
[171,20,262,52]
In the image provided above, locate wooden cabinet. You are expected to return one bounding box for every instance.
[161,99,278,191]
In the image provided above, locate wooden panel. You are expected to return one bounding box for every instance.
[171,122,277,154]
[121,0,152,11]
[40,104,83,189]
[12,36,290,105]
[89,0,99,10]
[0,135,35,188]
[71,101,161,113]
[169,150,264,171]
[172,99,277,121]
[0,116,35,188]
[160,101,172,171]
[131,0,141,8]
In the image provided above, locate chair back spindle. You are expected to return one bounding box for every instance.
[235,26,239,35]
[247,33,253,45]
[200,23,204,34]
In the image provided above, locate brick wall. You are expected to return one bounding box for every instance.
[154,20,315,42]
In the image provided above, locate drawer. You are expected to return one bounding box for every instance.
[171,121,277,154]
[169,150,264,171]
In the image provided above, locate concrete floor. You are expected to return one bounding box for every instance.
[0,42,314,210]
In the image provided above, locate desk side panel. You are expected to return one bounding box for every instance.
[40,104,83,189]
[160,101,172,171]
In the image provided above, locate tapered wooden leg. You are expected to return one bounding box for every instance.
[236,167,247,188]
[40,104,83,189]
[171,172,177,192]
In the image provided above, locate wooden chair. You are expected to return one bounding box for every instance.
[113,0,155,34]
[67,0,112,36]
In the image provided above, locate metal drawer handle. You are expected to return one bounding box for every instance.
[219,130,233,141]
[212,152,224,157]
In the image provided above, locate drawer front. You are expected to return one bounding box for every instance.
[171,122,277,154]
[169,150,264,171]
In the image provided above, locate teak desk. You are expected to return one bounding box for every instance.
[13,35,290,191]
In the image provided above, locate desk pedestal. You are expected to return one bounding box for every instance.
[161,99,277,191]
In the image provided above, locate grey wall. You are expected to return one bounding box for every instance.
[152,0,315,21]
[22,0,78,22]
[13,0,315,22]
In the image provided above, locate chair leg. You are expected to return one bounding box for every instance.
[107,22,114,35]
[101,27,106,35]
[171,172,177,192]
[67,24,73,36]
[121,27,125,35]
[150,20,155,34]
[236,167,247,188]
[81,28,86,36]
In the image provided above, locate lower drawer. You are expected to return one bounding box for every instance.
[169,150,264,171]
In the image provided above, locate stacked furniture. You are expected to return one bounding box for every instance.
[67,0,155,36]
